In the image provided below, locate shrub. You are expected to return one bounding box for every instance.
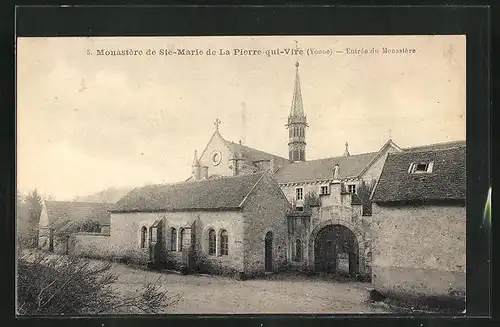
[17,248,181,315]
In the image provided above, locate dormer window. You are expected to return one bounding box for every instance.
[409,161,434,174]
[348,184,356,194]
[296,187,304,200]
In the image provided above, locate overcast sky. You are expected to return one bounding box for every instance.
[17,35,466,200]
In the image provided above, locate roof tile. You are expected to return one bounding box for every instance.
[46,201,112,226]
[371,145,466,202]
[273,152,378,183]
[111,173,265,213]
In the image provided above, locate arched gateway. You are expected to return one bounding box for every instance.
[309,219,366,276]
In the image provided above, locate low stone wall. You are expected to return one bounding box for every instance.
[72,233,112,259]
[372,264,465,311]
[372,265,465,297]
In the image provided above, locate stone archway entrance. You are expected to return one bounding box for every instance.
[313,224,360,276]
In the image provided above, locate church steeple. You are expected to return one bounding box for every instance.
[290,61,304,117]
[286,61,308,162]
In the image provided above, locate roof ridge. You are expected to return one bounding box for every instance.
[393,144,466,156]
[136,172,266,188]
[292,151,378,164]
[238,172,267,207]
[403,140,466,149]
[46,200,111,205]
[224,138,289,161]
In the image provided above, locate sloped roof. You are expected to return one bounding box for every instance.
[371,145,466,202]
[221,137,291,168]
[111,173,265,213]
[273,152,378,183]
[45,201,112,226]
[403,140,466,153]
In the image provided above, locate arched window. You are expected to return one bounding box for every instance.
[179,228,185,251]
[220,230,228,256]
[294,239,303,262]
[170,228,177,251]
[140,226,147,249]
[208,229,216,255]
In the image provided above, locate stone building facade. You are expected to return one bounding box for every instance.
[370,145,466,303]
[66,61,465,286]
[106,172,289,278]
[176,62,466,280]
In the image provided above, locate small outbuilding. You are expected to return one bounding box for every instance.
[38,201,112,253]
[370,144,466,306]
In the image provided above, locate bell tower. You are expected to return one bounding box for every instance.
[286,61,308,162]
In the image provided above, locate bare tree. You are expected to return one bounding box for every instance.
[24,189,42,248]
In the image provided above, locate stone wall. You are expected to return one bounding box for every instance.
[371,202,466,298]
[73,233,111,259]
[242,175,289,277]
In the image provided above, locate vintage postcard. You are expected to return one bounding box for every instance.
[16,35,466,315]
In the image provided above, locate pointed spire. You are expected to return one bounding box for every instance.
[343,142,350,157]
[192,149,200,167]
[290,61,304,117]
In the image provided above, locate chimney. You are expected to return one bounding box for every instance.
[269,158,276,174]
[333,163,339,180]
[201,166,209,179]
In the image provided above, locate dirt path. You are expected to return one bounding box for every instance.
[110,263,392,314]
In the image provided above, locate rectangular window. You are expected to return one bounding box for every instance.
[296,187,304,200]
[348,184,356,194]
[320,185,329,195]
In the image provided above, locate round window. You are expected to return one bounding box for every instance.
[211,150,222,166]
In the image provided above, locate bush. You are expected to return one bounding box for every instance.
[17,248,181,315]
